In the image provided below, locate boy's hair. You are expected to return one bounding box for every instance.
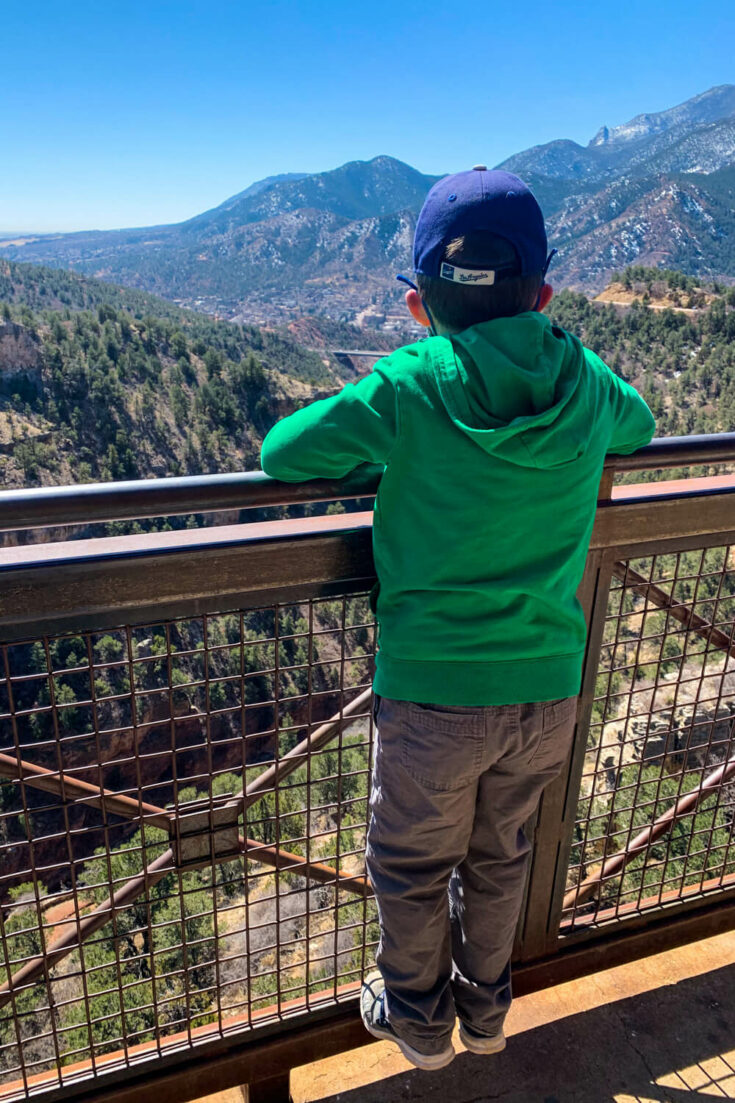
[416,230,543,332]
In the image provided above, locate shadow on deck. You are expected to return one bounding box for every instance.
[285,930,735,1102]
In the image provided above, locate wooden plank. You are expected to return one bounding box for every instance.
[0,467,382,533]
[5,484,735,642]
[0,522,375,642]
[555,879,735,950]
[589,488,735,548]
[514,887,735,995]
[613,473,735,499]
[0,514,373,568]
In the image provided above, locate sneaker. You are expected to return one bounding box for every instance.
[459,1021,506,1055]
[360,971,455,1071]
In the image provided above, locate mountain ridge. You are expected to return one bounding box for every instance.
[589,84,735,149]
[2,87,734,322]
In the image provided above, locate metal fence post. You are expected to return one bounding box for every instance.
[247,1071,292,1102]
[516,547,613,960]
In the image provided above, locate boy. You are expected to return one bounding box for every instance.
[260,168,655,1071]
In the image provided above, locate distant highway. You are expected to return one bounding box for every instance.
[330,348,388,374]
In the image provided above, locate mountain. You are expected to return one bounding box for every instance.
[180,171,312,228]
[185,156,437,231]
[215,172,310,204]
[589,85,735,149]
[497,86,735,290]
[2,88,734,320]
[500,85,735,182]
[0,156,436,325]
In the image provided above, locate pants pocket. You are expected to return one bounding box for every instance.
[527,696,577,771]
[385,699,483,791]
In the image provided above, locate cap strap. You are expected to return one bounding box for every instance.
[542,248,558,279]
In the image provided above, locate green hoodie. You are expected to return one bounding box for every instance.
[261,312,655,705]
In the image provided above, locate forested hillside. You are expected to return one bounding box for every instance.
[3,261,735,498]
[549,266,735,437]
[0,262,338,492]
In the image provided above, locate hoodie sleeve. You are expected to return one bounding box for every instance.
[605,367,656,455]
[584,350,656,456]
[260,360,400,482]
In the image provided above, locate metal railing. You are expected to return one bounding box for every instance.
[1,436,735,1103]
[2,432,735,533]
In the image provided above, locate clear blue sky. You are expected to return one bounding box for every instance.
[3,0,733,232]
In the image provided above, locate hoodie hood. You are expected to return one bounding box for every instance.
[432,312,590,468]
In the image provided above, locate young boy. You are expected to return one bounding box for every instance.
[260,168,655,1071]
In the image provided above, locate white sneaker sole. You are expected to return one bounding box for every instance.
[361,972,455,1071]
[459,1023,506,1055]
[363,1018,455,1070]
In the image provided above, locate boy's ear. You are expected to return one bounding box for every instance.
[405,289,432,328]
[537,283,553,312]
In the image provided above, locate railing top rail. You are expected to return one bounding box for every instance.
[0,464,383,533]
[1,434,734,533]
[606,432,735,471]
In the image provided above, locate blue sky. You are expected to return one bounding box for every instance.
[3,0,733,232]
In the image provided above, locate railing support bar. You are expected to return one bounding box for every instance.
[0,693,373,1008]
[563,753,735,910]
[611,561,735,658]
[229,686,373,813]
[0,752,172,831]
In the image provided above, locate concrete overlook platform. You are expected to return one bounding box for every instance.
[197,929,735,1102]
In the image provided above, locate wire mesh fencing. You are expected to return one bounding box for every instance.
[0,594,378,1094]
[3,540,735,1097]
[563,544,735,930]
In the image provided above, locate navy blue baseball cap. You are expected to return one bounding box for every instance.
[412,166,551,286]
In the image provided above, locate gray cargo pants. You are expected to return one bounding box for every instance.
[365,693,577,1055]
